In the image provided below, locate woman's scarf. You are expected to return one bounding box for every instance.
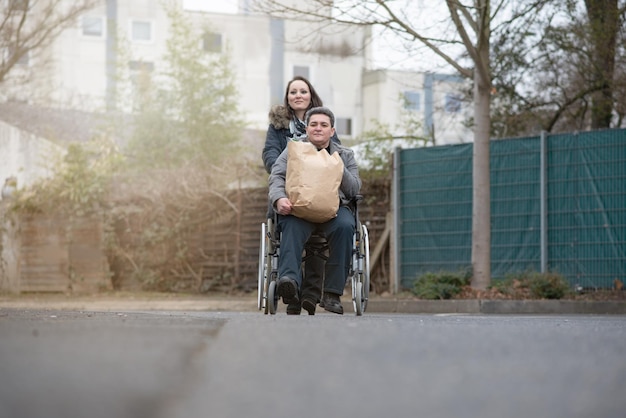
[289,116,308,140]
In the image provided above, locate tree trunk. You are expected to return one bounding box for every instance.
[585,0,619,129]
[471,73,492,290]
[471,0,492,290]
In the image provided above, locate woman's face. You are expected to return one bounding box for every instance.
[287,80,311,116]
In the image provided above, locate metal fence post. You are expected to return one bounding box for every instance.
[540,131,548,273]
[392,147,401,294]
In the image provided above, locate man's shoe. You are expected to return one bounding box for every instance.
[301,297,317,316]
[277,277,299,305]
[322,292,343,315]
[286,301,302,315]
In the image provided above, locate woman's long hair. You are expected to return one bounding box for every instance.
[283,76,324,119]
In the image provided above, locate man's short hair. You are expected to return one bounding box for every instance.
[305,106,335,128]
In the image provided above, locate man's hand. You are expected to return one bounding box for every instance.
[275,197,293,215]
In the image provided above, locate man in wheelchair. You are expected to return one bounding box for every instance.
[268,106,361,314]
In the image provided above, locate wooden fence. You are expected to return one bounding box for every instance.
[1,181,391,295]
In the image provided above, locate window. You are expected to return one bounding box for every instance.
[403,91,421,111]
[202,32,222,53]
[82,16,104,38]
[335,118,352,136]
[131,20,152,42]
[445,93,462,113]
[293,66,309,79]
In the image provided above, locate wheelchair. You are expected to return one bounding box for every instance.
[257,196,370,316]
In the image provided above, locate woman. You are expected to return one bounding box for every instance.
[262,76,341,315]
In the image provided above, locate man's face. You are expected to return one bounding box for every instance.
[306,113,335,149]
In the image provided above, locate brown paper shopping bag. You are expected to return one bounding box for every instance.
[286,141,344,223]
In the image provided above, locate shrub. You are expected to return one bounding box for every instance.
[528,272,570,299]
[412,269,471,300]
[497,270,570,299]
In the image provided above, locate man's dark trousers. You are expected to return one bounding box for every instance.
[277,206,354,296]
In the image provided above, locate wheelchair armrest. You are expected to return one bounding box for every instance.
[349,195,364,228]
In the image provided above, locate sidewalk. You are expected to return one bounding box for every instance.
[0,293,624,314]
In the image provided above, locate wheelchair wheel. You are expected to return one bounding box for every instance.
[258,222,267,311]
[267,217,275,253]
[354,282,363,316]
[263,278,270,315]
[351,223,370,316]
[361,224,370,312]
[267,280,278,315]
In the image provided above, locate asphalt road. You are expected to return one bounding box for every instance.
[1,309,624,418]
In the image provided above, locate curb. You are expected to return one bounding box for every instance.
[478,299,626,315]
[0,297,624,315]
[363,299,480,314]
[361,299,626,315]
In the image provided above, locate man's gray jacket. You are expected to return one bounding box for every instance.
[268,139,361,212]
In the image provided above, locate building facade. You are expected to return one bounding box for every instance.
[1,0,470,164]
[362,70,471,145]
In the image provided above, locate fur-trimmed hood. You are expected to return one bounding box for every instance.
[268,105,292,130]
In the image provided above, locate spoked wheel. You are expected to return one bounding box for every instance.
[361,224,370,312]
[263,276,270,315]
[267,217,275,253]
[263,275,270,315]
[354,281,363,316]
[258,222,267,311]
[268,280,278,315]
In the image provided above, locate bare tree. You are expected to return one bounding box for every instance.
[489,0,626,136]
[585,0,623,128]
[255,0,553,289]
[0,0,101,84]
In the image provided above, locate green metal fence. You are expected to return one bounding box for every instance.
[394,129,626,290]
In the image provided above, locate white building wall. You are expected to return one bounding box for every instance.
[0,122,63,192]
[12,0,366,135]
[323,57,363,137]
[362,69,471,145]
[362,70,385,131]
[363,70,425,134]
[186,11,273,129]
[120,0,170,68]
[17,0,170,110]
[55,12,108,109]
[428,77,473,144]
[281,20,366,137]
